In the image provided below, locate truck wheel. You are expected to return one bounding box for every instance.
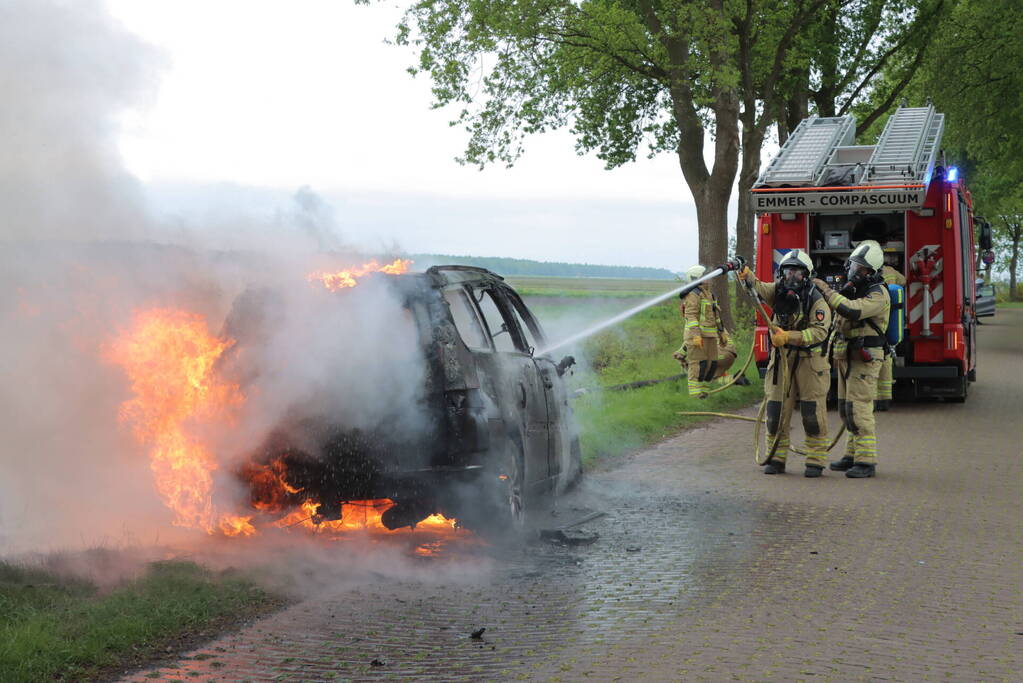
[949,376,969,403]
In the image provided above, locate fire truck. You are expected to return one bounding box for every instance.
[750,104,989,402]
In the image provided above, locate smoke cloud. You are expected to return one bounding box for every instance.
[0,0,437,570]
[0,0,160,241]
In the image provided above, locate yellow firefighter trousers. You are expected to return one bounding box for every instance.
[836,350,883,464]
[764,348,830,466]
[876,355,894,400]
[686,336,719,396]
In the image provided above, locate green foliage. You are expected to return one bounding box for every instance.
[377,0,823,174]
[565,298,761,465]
[912,0,1023,288]
[920,0,1023,185]
[0,560,277,683]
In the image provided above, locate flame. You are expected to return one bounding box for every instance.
[307,258,412,291]
[107,300,469,552]
[219,515,257,537]
[107,308,243,533]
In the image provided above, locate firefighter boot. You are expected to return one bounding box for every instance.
[763,460,786,475]
[804,464,824,478]
[846,463,876,478]
[733,374,752,386]
[829,455,855,471]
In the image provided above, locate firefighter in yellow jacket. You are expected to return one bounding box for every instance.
[737,250,832,477]
[673,328,751,386]
[813,240,891,478]
[680,265,723,398]
[875,260,906,411]
[851,216,904,411]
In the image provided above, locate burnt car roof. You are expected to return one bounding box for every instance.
[376,265,508,299]
[423,265,505,287]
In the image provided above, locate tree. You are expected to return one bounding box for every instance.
[917,0,1023,296]
[731,0,950,276]
[377,0,831,326]
[995,212,1022,300]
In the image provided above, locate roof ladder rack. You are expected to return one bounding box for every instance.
[756,116,857,187]
[864,105,944,185]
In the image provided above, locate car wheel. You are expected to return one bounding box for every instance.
[493,441,526,532]
[456,439,526,538]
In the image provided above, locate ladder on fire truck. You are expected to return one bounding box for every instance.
[862,104,944,185]
[757,116,857,187]
[755,104,945,189]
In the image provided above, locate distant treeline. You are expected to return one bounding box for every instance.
[409,254,677,279]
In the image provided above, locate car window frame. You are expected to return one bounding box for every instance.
[443,285,493,352]
[465,284,532,355]
[502,288,549,355]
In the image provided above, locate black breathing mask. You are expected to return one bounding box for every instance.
[775,266,809,317]
[842,261,876,298]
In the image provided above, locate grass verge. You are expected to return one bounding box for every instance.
[567,300,762,467]
[0,559,281,683]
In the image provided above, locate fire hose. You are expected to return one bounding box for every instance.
[676,261,845,466]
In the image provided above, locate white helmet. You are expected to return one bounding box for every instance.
[778,249,814,277]
[686,264,707,282]
[849,240,884,273]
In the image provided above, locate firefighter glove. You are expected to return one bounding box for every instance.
[720,330,731,346]
[691,335,704,349]
[770,326,788,348]
[737,266,753,282]
[812,277,830,293]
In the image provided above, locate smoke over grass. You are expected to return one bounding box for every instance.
[0,1,435,560]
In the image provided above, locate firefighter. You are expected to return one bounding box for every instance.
[876,254,906,411]
[737,250,832,477]
[852,216,905,411]
[813,240,891,478]
[679,264,722,398]
[673,328,751,386]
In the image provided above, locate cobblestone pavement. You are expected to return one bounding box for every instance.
[123,310,1023,683]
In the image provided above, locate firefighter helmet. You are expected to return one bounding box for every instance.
[686,264,707,282]
[778,249,814,277]
[849,240,884,272]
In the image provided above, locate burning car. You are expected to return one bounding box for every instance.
[222,265,581,535]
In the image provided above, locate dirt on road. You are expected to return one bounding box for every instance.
[122,309,1023,683]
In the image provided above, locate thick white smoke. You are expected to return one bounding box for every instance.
[0,1,434,562]
[0,0,160,241]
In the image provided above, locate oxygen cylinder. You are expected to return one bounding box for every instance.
[887,284,905,346]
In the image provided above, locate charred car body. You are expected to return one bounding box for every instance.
[223,266,581,533]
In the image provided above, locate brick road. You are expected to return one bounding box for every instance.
[123,309,1023,682]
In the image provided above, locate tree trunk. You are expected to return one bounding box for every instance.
[734,120,765,327]
[1011,227,1021,301]
[692,182,734,328]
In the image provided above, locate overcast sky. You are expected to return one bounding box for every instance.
[104,0,718,269]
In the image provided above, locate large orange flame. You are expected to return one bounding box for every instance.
[307,258,412,291]
[107,309,242,533]
[107,293,468,552]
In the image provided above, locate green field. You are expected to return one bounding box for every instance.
[0,559,279,682]
[506,275,679,298]
[518,277,762,466]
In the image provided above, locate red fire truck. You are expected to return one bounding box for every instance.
[750,104,987,402]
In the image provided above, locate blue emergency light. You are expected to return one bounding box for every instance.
[947,166,959,182]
